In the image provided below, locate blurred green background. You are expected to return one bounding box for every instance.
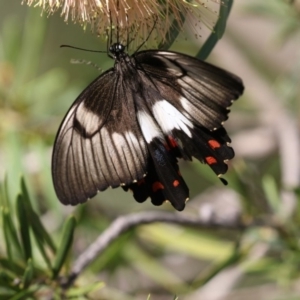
[0,0,300,299]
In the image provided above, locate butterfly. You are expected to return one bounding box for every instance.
[52,42,244,211]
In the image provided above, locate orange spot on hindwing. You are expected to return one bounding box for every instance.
[173,180,180,187]
[205,156,217,165]
[152,182,164,192]
[208,140,221,149]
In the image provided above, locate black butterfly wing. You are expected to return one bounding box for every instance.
[134,50,243,130]
[131,50,243,178]
[123,137,189,211]
[52,69,148,205]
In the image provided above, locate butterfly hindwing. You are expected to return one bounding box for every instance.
[52,69,148,205]
[169,126,234,177]
[123,137,189,211]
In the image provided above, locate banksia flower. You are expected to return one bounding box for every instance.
[22,0,221,46]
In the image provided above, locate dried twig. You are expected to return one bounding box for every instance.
[63,210,245,287]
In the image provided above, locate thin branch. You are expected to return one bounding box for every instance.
[62,211,245,288]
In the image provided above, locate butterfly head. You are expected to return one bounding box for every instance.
[109,43,125,59]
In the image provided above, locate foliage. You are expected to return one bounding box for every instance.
[0,177,102,299]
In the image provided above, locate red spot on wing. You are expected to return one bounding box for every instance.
[205,156,217,165]
[208,140,221,149]
[173,180,180,187]
[168,136,177,148]
[152,182,164,192]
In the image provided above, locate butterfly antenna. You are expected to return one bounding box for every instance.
[116,0,120,43]
[126,12,129,51]
[106,10,114,59]
[70,59,103,72]
[60,45,106,53]
[106,28,109,53]
[134,16,158,54]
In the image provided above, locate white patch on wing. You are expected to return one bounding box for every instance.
[152,100,193,137]
[112,132,126,147]
[137,111,163,143]
[75,101,102,135]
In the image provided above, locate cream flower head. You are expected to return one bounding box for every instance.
[23,0,221,47]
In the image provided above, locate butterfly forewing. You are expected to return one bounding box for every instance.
[134,50,243,130]
[52,68,148,205]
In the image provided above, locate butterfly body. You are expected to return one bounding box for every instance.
[52,43,244,211]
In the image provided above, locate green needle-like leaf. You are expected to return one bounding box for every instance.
[9,287,37,300]
[2,207,23,260]
[52,216,77,279]
[262,175,280,214]
[2,208,13,263]
[0,270,15,287]
[0,258,24,276]
[20,177,56,253]
[30,210,57,253]
[16,194,31,261]
[66,282,105,297]
[22,259,33,289]
[0,175,12,210]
